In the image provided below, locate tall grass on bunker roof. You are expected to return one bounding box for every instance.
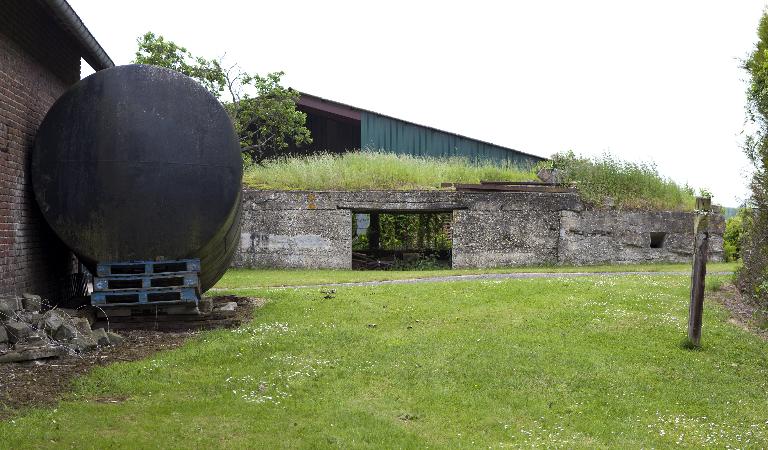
[242,150,535,191]
[549,151,696,211]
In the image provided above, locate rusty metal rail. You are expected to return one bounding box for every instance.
[441,181,577,193]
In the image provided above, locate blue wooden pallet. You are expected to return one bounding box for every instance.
[96,259,201,277]
[93,272,199,291]
[91,287,199,307]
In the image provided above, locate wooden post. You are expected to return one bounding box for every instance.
[687,196,711,347]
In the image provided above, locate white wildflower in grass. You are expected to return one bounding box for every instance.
[226,354,336,405]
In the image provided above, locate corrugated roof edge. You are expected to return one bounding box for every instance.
[297,92,548,162]
[39,0,114,71]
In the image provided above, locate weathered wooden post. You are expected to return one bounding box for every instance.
[687,196,711,347]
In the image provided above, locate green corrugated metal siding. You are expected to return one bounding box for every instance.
[360,111,544,169]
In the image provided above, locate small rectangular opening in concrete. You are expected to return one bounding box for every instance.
[352,211,452,269]
[650,232,667,249]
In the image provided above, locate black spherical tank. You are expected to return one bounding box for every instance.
[32,64,242,292]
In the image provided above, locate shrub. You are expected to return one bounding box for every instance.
[548,151,696,211]
[739,11,768,308]
[723,209,747,262]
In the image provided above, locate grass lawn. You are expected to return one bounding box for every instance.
[214,262,740,289]
[2,271,766,448]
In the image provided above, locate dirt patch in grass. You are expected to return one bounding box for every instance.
[709,283,768,340]
[0,296,262,421]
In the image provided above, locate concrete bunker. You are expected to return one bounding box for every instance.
[233,189,725,269]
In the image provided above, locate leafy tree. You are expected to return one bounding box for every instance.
[133,32,226,97]
[227,72,312,163]
[133,32,311,164]
[740,13,768,304]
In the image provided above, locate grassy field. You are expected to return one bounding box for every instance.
[2,271,766,448]
[243,151,535,190]
[214,262,739,289]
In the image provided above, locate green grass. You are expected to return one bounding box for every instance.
[243,151,535,190]
[243,151,699,212]
[213,262,739,289]
[2,271,766,448]
[551,152,697,211]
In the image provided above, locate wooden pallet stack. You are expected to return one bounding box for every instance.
[91,259,201,307]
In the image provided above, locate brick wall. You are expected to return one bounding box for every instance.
[0,1,83,300]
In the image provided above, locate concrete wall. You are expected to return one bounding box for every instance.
[236,192,352,269]
[559,210,725,265]
[236,189,725,269]
[0,2,82,299]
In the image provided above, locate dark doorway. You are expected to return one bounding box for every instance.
[352,212,452,270]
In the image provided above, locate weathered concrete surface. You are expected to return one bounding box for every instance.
[234,202,352,269]
[242,190,583,212]
[452,210,560,268]
[236,189,725,269]
[558,210,724,264]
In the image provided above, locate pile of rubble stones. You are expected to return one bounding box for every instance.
[0,294,123,363]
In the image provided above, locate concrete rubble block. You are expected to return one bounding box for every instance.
[70,335,98,353]
[216,302,238,312]
[58,308,96,325]
[106,331,124,346]
[213,301,237,318]
[0,325,7,344]
[0,347,64,363]
[53,322,77,341]
[92,328,111,346]
[0,343,8,353]
[4,320,33,343]
[70,317,93,336]
[25,332,47,345]
[17,311,43,328]
[0,297,21,320]
[42,309,69,337]
[14,338,51,352]
[198,298,214,314]
[21,293,42,312]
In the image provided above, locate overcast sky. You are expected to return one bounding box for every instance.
[70,0,767,206]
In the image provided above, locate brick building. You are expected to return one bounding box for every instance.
[0,0,112,299]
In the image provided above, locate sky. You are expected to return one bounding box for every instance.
[70,0,767,207]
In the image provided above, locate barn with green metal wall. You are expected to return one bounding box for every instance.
[291,93,545,169]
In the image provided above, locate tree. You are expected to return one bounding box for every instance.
[133,32,311,164]
[740,12,768,304]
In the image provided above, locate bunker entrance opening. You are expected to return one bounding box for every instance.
[351,211,453,270]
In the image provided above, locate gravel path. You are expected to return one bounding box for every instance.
[214,270,735,291]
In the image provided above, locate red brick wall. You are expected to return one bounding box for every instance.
[0,2,83,300]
